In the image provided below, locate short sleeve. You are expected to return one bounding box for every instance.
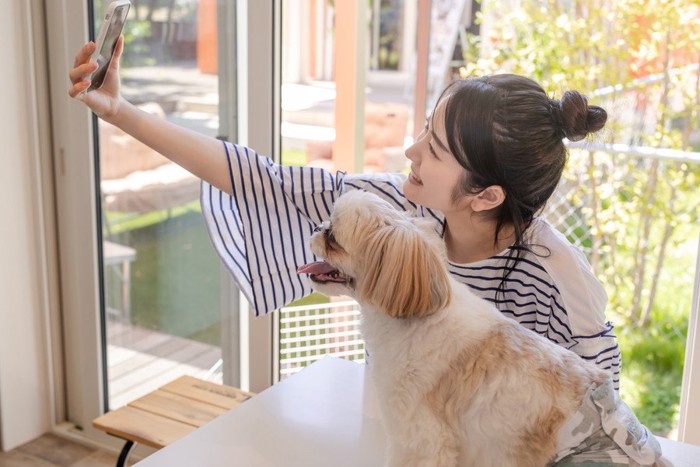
[200,142,345,316]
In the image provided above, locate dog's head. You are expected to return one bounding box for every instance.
[298,191,451,318]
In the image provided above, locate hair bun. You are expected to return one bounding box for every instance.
[551,91,607,141]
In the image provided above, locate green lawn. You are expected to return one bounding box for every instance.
[616,231,698,435]
[104,208,222,346]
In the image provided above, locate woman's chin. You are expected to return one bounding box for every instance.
[403,180,419,202]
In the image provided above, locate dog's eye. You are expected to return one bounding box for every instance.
[327,230,343,251]
[327,230,337,244]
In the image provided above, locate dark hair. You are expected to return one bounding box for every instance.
[435,74,607,295]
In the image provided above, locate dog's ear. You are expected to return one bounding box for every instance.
[358,222,451,318]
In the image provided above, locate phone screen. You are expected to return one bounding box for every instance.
[89,3,129,91]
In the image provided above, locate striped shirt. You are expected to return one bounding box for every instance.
[201,142,621,388]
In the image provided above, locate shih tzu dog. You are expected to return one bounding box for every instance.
[298,191,662,467]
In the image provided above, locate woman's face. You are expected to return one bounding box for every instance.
[404,100,469,213]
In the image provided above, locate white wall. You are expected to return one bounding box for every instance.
[0,0,54,451]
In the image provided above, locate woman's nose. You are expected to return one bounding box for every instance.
[404,140,420,162]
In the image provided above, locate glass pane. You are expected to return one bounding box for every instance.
[277,0,467,380]
[278,0,414,380]
[92,0,228,409]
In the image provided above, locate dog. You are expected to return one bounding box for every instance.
[298,190,662,467]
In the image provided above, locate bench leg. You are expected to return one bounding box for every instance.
[116,440,136,467]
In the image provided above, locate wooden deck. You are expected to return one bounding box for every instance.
[106,321,222,410]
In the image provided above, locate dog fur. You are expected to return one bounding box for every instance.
[299,190,611,466]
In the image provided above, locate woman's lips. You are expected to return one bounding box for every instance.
[409,170,423,185]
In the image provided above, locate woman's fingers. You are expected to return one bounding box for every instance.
[69,61,98,85]
[69,42,97,96]
[110,35,125,71]
[68,80,91,98]
[68,38,123,104]
[73,41,96,69]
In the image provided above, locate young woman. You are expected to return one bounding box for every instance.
[69,37,619,389]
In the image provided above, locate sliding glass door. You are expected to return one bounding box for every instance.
[89,0,237,410]
[48,0,278,443]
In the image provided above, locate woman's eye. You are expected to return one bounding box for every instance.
[428,142,439,158]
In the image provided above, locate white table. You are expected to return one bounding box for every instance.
[135,357,386,467]
[135,357,700,467]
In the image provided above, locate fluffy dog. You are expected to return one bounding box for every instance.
[298,191,661,467]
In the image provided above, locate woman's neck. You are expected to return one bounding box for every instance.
[443,213,514,264]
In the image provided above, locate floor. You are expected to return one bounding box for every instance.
[0,434,118,467]
[107,320,221,409]
[0,323,221,467]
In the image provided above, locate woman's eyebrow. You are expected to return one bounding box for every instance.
[430,129,450,152]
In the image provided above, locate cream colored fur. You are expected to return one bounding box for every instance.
[307,191,608,467]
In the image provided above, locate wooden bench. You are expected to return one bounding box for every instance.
[93,375,254,467]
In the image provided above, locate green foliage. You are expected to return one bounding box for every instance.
[618,315,686,433]
[108,211,222,345]
[461,0,700,435]
[281,148,309,167]
[285,292,331,308]
[104,200,201,234]
[121,20,155,67]
[620,363,681,434]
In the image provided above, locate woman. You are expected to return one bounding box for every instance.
[69,36,618,389]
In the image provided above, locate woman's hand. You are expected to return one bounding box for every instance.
[67,34,231,194]
[67,35,125,123]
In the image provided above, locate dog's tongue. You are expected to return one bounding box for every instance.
[297,261,336,275]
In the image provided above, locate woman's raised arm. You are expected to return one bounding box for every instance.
[68,35,232,195]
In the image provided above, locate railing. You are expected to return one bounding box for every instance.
[279,300,364,379]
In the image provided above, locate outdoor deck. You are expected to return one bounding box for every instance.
[106,320,222,410]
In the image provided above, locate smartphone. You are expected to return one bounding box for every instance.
[87,0,131,92]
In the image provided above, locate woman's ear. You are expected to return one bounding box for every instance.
[471,185,505,212]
